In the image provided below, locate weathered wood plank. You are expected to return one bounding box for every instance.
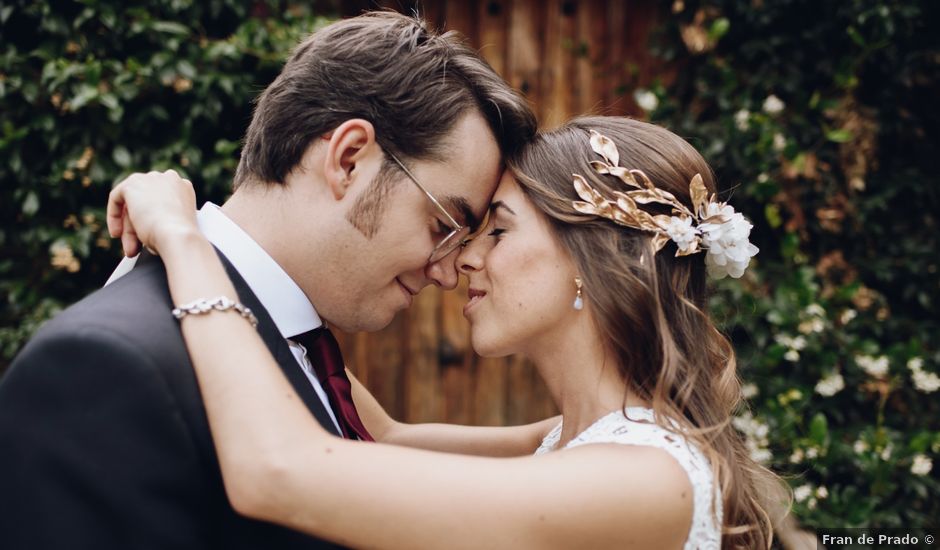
[541,0,578,129]
[507,0,547,119]
[404,286,443,422]
[477,0,509,74]
[472,355,508,425]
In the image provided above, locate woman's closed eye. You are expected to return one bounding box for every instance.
[487,227,506,240]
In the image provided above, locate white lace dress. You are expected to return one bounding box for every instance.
[534,407,722,550]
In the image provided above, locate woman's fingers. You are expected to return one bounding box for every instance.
[106,169,198,256]
[106,181,127,239]
[121,209,140,258]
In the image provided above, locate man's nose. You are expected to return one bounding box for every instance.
[426,247,461,290]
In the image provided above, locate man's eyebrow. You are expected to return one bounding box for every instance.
[490,201,516,216]
[442,197,479,230]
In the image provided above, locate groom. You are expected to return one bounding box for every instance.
[0,11,535,550]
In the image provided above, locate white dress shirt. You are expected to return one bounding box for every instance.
[106,202,342,434]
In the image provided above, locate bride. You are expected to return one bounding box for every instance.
[108,116,781,549]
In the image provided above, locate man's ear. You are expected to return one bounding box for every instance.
[322,119,377,201]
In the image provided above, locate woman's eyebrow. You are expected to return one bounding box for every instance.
[489,201,516,216]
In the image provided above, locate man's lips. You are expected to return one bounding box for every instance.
[397,278,417,296]
[397,278,416,306]
[464,288,487,316]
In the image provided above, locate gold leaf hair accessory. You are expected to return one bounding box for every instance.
[572,130,759,279]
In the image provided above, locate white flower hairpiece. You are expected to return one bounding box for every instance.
[571,130,759,279]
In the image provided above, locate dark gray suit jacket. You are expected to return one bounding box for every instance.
[0,251,344,549]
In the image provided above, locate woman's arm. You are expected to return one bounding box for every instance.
[349,369,559,456]
[107,172,693,550]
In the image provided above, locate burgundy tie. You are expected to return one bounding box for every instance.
[292,328,374,442]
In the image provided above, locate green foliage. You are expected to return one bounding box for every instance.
[0,1,334,365]
[648,0,939,530]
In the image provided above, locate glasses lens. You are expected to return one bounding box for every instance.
[429,226,472,263]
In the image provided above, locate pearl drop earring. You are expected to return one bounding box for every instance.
[573,277,584,310]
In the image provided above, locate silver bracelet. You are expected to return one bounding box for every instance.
[171,296,259,328]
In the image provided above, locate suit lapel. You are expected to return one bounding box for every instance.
[215,253,342,437]
[139,248,342,437]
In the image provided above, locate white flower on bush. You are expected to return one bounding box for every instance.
[789,448,803,463]
[741,383,759,399]
[733,412,770,439]
[763,94,785,115]
[776,334,807,351]
[734,109,750,131]
[853,439,870,454]
[911,454,932,476]
[805,447,819,459]
[784,349,800,362]
[733,411,771,463]
[700,203,759,279]
[856,354,889,378]
[804,304,825,317]
[665,215,698,252]
[798,303,827,335]
[751,448,773,463]
[793,484,813,503]
[798,318,825,334]
[905,357,939,393]
[840,309,857,324]
[634,89,659,112]
[815,372,845,396]
[912,369,940,393]
[880,444,893,461]
[772,132,787,152]
[816,486,829,499]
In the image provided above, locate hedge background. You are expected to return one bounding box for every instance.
[1,0,937,537]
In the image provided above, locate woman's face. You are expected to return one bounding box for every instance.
[457,172,580,357]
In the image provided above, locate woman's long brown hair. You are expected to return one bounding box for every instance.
[508,116,787,549]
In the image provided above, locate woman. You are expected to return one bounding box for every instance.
[108,117,782,549]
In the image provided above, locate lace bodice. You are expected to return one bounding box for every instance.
[535,407,722,550]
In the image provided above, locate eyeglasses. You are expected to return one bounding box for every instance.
[387,151,472,263]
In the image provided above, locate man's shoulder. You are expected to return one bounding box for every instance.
[14,256,189,379]
[47,256,176,340]
[3,258,204,419]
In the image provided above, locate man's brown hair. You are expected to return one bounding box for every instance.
[234,11,536,190]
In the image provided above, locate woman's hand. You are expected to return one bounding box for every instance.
[106,170,199,257]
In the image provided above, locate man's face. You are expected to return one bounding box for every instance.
[315,112,501,332]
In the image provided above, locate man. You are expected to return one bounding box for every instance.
[0,11,535,549]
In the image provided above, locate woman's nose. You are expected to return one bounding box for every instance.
[456,238,485,275]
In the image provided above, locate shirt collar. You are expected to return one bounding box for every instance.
[197,202,321,338]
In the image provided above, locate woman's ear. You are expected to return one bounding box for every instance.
[322,119,377,201]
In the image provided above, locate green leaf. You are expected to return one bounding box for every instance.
[765,204,782,229]
[112,146,132,168]
[826,129,854,143]
[847,26,865,47]
[22,191,39,216]
[151,21,191,36]
[809,413,829,446]
[709,18,730,41]
[908,432,932,453]
[70,84,99,110]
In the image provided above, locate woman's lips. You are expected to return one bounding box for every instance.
[464,288,487,316]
